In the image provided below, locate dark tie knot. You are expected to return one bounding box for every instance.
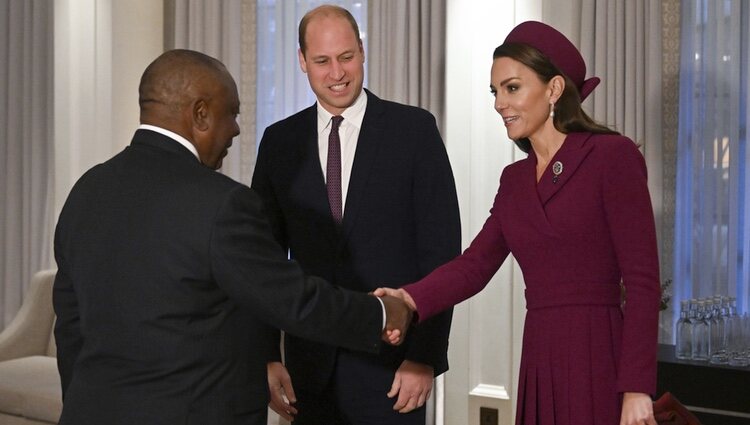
[331,115,344,130]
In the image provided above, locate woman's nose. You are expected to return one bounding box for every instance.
[494,98,506,113]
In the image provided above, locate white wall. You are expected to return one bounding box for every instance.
[442,1,542,424]
[53,0,163,218]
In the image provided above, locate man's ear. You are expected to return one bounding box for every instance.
[298,48,308,74]
[193,99,210,132]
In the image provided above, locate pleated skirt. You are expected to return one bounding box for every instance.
[515,304,624,425]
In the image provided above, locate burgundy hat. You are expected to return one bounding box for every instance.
[503,21,600,100]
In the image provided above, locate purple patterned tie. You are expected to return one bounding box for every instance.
[327,115,344,224]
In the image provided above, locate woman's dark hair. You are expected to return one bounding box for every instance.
[493,43,618,153]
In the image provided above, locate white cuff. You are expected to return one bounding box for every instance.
[377,297,386,330]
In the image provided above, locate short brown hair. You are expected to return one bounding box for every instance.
[298,4,361,56]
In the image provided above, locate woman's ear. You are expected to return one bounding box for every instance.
[548,75,565,103]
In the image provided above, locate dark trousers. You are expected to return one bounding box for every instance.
[244,406,269,425]
[294,350,426,425]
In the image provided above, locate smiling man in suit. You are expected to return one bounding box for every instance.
[251,5,461,425]
[52,49,413,425]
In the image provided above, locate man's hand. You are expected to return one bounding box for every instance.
[380,294,414,345]
[388,360,434,413]
[267,362,297,421]
[373,287,417,310]
[620,392,656,425]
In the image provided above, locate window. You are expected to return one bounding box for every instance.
[673,1,749,315]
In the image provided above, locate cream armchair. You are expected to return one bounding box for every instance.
[0,269,61,425]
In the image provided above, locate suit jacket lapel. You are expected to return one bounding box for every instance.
[536,132,594,206]
[342,90,384,239]
[296,106,341,239]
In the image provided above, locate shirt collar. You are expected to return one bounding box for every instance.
[138,124,200,161]
[316,89,368,131]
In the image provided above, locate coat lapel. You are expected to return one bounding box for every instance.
[535,132,594,206]
[342,90,383,239]
[517,132,595,237]
[295,106,341,238]
[515,156,558,236]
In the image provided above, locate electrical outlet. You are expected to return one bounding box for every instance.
[480,407,498,425]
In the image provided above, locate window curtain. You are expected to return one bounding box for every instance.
[673,0,750,314]
[164,0,257,185]
[367,0,446,130]
[0,0,53,329]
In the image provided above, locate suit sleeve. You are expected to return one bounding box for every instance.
[403,113,462,374]
[210,185,384,354]
[601,139,660,395]
[52,236,83,398]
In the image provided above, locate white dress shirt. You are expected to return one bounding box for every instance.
[316,89,367,215]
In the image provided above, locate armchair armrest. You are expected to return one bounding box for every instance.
[0,269,57,361]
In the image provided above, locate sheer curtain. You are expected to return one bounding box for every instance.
[255,0,367,144]
[673,0,750,314]
[164,0,257,184]
[0,0,54,329]
[367,0,446,129]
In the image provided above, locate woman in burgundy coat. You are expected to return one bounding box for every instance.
[377,21,660,425]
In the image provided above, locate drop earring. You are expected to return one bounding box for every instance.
[549,102,555,118]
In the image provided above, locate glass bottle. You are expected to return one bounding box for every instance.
[691,300,710,361]
[675,300,692,360]
[687,299,699,360]
[727,298,748,367]
[709,297,728,364]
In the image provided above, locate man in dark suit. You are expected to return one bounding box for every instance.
[251,5,461,424]
[52,49,412,425]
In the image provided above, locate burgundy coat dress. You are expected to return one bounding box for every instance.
[404,132,661,425]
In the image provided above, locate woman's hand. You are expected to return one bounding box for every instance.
[620,392,656,425]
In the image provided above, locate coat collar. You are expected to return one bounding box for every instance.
[528,131,594,206]
[513,132,594,237]
[130,129,201,164]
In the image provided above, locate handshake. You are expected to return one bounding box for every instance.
[372,287,418,346]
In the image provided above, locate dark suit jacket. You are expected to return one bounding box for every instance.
[251,90,461,393]
[53,129,384,425]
